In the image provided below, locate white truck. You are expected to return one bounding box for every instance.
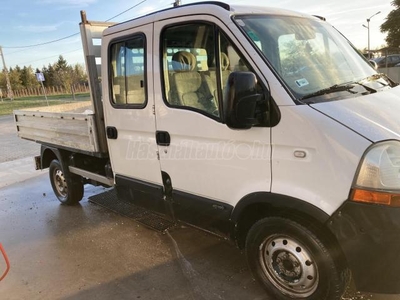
[14,2,400,299]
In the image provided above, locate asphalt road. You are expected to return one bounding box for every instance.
[0,114,399,300]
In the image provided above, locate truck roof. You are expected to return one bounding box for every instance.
[103,1,312,36]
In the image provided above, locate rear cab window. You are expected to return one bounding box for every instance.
[109,35,147,107]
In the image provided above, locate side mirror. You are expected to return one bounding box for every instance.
[369,59,378,70]
[223,72,264,129]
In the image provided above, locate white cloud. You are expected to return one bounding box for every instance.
[36,0,97,8]
[137,5,159,15]
[15,21,75,33]
[325,4,388,17]
[16,24,59,33]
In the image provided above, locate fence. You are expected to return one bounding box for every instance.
[378,67,400,84]
[11,84,90,98]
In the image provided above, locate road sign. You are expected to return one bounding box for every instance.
[35,72,48,105]
[35,72,45,82]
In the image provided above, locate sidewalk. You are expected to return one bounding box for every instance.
[0,115,40,164]
[0,157,44,189]
[0,114,44,188]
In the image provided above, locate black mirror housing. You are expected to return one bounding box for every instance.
[223,72,263,129]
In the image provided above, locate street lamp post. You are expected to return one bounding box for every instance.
[363,11,381,59]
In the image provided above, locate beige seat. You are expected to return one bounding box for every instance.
[171,51,196,72]
[207,52,231,98]
[169,51,215,113]
[126,75,145,104]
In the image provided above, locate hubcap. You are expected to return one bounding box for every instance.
[259,235,319,298]
[53,169,68,198]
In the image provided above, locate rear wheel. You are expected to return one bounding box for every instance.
[245,217,346,300]
[49,159,83,205]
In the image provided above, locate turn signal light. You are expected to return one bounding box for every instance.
[350,188,400,207]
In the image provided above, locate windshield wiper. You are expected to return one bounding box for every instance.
[361,73,398,87]
[300,84,357,101]
[352,81,377,93]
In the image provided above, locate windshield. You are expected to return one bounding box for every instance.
[234,15,392,103]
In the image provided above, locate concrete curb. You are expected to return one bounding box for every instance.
[0,157,45,189]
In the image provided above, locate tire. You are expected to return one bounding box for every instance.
[245,217,346,300]
[49,159,83,205]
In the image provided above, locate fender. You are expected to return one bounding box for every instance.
[40,145,64,169]
[231,192,330,223]
[230,192,331,247]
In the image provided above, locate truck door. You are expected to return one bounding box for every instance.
[153,18,272,233]
[102,24,165,214]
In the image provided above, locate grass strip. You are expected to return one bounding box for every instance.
[0,93,91,116]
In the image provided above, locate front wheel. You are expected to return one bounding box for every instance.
[49,159,83,205]
[245,217,347,300]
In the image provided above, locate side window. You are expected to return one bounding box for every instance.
[218,32,267,104]
[162,23,218,116]
[161,23,257,119]
[110,36,146,106]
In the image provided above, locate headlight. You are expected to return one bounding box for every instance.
[351,141,400,207]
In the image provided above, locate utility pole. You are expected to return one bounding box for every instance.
[0,46,14,101]
[362,11,381,59]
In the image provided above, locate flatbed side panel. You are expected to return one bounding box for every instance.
[14,111,99,153]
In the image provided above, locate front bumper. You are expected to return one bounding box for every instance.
[328,201,400,294]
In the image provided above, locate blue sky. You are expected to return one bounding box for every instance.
[0,0,393,70]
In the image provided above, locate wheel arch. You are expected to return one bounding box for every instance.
[40,145,66,169]
[230,192,332,249]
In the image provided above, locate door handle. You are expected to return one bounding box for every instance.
[156,131,170,146]
[106,126,118,139]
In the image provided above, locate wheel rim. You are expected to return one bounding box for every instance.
[259,235,319,298]
[53,168,68,198]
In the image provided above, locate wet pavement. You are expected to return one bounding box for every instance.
[1,114,400,300]
[0,175,266,300]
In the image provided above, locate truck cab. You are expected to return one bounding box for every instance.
[17,2,400,299]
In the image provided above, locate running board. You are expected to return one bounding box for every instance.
[69,166,114,187]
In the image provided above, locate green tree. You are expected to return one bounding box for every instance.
[53,55,73,90]
[8,66,23,90]
[55,55,68,70]
[381,0,400,47]
[0,56,88,94]
[20,66,39,88]
[41,64,56,87]
[0,71,5,91]
[70,63,87,87]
